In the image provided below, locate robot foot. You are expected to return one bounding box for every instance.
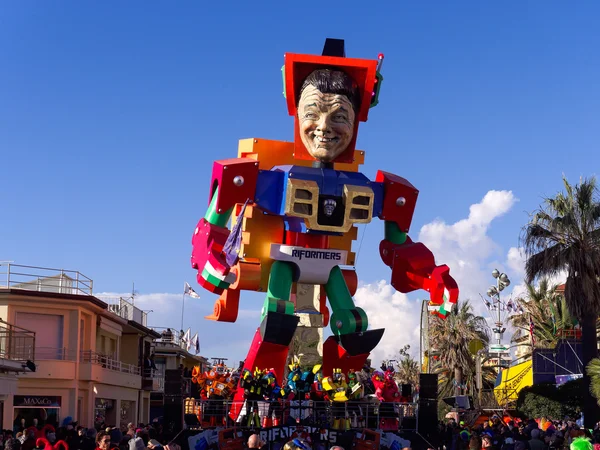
[337,329,384,356]
[229,313,299,421]
[322,329,384,377]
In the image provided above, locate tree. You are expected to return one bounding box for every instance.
[393,345,420,388]
[521,175,600,428]
[429,300,490,397]
[510,279,577,356]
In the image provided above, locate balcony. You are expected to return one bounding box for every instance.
[142,368,165,392]
[151,327,189,351]
[101,297,148,327]
[0,318,35,372]
[24,347,77,380]
[79,350,141,389]
[0,263,93,295]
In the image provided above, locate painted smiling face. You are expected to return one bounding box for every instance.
[297,69,359,163]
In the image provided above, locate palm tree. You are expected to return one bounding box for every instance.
[586,359,600,406]
[429,300,490,397]
[521,176,600,428]
[510,279,577,357]
[395,354,420,387]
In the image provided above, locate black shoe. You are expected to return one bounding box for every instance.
[260,312,300,346]
[335,329,385,356]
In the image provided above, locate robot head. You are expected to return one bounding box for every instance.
[332,368,346,383]
[264,369,277,386]
[315,371,323,382]
[384,369,395,385]
[215,363,225,375]
[282,38,383,165]
[347,372,357,383]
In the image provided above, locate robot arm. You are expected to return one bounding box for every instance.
[376,170,458,307]
[191,158,259,294]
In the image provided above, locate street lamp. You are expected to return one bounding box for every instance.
[486,269,511,346]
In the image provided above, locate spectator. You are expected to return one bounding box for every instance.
[247,435,264,449]
[96,432,111,450]
[529,429,545,450]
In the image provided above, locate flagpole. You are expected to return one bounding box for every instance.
[181,284,186,332]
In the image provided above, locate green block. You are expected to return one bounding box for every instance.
[204,186,233,227]
[267,261,293,300]
[384,221,407,244]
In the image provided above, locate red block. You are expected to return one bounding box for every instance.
[376,170,419,232]
[322,336,369,377]
[209,158,259,213]
[228,328,290,421]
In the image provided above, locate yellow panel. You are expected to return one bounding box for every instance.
[493,360,533,406]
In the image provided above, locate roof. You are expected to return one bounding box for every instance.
[0,288,108,309]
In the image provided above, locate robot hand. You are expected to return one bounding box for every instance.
[428,264,459,307]
[191,218,237,294]
[380,238,458,307]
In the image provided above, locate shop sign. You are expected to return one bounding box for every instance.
[14,396,62,408]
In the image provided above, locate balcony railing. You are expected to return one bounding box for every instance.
[0,263,93,295]
[151,327,190,351]
[0,318,35,362]
[80,350,141,375]
[142,368,165,391]
[101,297,148,327]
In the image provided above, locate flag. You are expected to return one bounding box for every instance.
[192,333,200,354]
[529,316,535,346]
[184,282,200,298]
[182,328,191,349]
[223,199,249,267]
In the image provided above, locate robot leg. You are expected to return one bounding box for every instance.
[229,262,299,422]
[322,266,384,376]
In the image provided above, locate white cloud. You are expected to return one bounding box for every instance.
[417,190,518,315]
[354,280,422,364]
[94,290,261,364]
[357,190,526,367]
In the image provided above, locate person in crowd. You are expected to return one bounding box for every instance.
[95,432,111,450]
[247,434,265,449]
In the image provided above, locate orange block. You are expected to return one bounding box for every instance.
[231,204,284,292]
[237,138,365,172]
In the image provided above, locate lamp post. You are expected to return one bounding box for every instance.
[485,269,511,368]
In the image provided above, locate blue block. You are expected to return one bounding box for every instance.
[255,170,285,214]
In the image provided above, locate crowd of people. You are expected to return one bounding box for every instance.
[437,417,600,450]
[0,422,179,450]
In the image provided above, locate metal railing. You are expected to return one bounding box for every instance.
[80,350,141,375]
[101,297,148,327]
[0,263,93,295]
[0,318,35,362]
[183,398,418,431]
[151,327,190,350]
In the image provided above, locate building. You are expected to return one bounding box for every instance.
[0,263,162,431]
[0,317,36,429]
[148,328,208,422]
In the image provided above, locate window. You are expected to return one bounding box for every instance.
[16,313,64,360]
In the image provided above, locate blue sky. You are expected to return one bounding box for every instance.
[2,2,599,365]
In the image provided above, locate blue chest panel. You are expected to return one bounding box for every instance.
[254,165,383,233]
